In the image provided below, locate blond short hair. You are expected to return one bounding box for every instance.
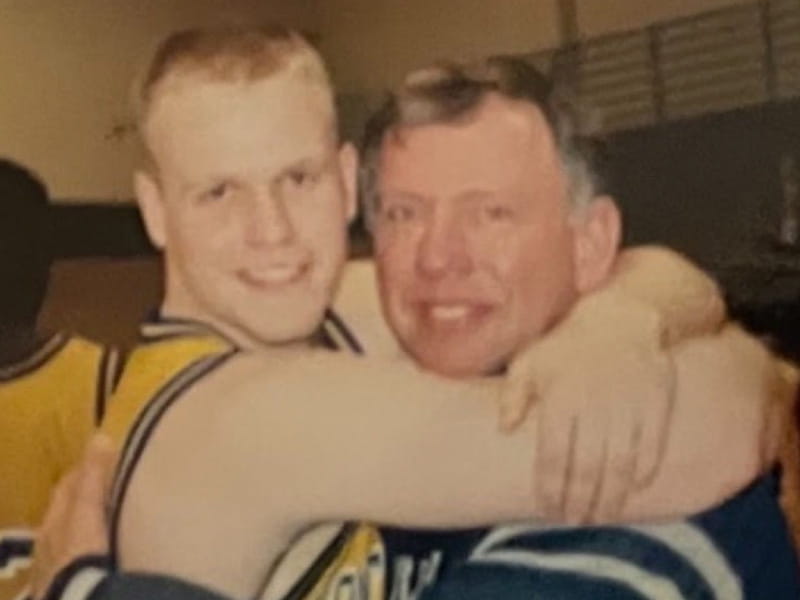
[134,24,335,165]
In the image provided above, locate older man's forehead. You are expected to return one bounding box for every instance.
[378,95,565,196]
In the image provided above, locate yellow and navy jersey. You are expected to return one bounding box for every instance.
[0,333,117,600]
[100,317,235,446]
[103,312,385,600]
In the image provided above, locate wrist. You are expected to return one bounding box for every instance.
[565,288,667,350]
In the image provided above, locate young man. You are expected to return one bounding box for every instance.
[0,159,117,600]
[33,26,791,600]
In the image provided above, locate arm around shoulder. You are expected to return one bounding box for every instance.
[623,325,788,519]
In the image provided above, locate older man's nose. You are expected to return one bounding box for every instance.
[416,214,473,278]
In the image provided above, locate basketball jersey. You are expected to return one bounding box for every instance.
[380,472,800,600]
[0,333,116,600]
[102,313,385,600]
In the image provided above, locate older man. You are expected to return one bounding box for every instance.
[363,57,798,599]
[33,28,792,600]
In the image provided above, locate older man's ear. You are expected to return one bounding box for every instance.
[337,141,360,224]
[571,196,622,294]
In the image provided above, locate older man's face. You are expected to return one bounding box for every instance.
[373,94,584,377]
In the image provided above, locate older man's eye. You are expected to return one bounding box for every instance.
[287,169,320,188]
[483,204,515,221]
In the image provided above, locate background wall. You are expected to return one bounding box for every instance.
[319,0,761,139]
[3,0,787,347]
[1,0,760,200]
[575,0,754,37]
[0,0,318,202]
[318,0,560,94]
[318,0,758,95]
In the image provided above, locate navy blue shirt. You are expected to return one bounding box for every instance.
[381,473,799,599]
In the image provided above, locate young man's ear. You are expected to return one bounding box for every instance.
[133,170,167,250]
[571,196,622,293]
[338,141,359,224]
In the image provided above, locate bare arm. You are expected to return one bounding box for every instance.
[119,351,536,596]
[125,351,538,530]
[606,245,726,344]
[333,247,726,361]
[118,330,778,597]
[500,245,728,522]
[626,324,789,517]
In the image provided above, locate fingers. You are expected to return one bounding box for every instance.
[71,435,114,551]
[762,362,798,468]
[73,434,117,507]
[29,436,117,600]
[536,407,574,519]
[500,346,544,432]
[562,421,607,524]
[760,400,783,469]
[537,355,674,525]
[85,432,116,466]
[633,354,675,488]
[498,371,539,432]
[31,469,79,599]
[590,415,638,523]
[37,468,78,538]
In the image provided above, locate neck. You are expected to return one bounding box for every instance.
[159,297,313,352]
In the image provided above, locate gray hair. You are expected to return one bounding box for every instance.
[360,56,604,228]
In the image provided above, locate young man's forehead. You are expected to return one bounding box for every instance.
[143,73,336,170]
[142,69,334,137]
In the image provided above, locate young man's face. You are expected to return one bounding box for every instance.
[373,94,583,377]
[137,72,356,347]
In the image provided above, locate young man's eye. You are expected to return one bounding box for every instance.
[201,182,231,202]
[382,204,416,223]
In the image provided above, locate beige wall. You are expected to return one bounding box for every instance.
[318,0,561,94]
[0,0,318,202]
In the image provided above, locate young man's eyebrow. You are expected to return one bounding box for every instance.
[179,174,235,194]
[274,154,331,179]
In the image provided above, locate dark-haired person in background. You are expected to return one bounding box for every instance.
[0,158,117,600]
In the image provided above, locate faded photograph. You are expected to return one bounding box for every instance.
[1,2,799,599]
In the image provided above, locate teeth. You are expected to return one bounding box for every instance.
[248,265,301,284]
[429,304,470,321]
